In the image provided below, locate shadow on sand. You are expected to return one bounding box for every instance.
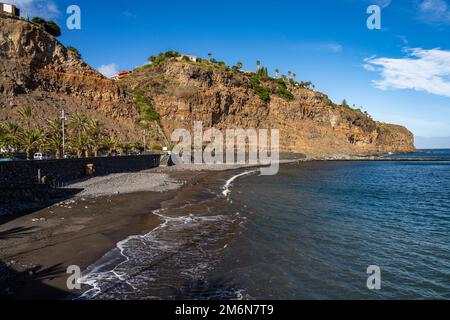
[0,261,70,300]
[0,226,37,240]
[0,187,83,225]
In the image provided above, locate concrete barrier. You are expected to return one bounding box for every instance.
[0,154,162,186]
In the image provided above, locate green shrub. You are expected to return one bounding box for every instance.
[277,83,294,101]
[135,92,160,122]
[31,17,61,37]
[44,20,61,37]
[31,17,46,25]
[257,67,269,79]
[144,107,160,121]
[341,99,350,108]
[251,76,270,104]
[135,92,151,111]
[67,46,81,59]
[147,51,181,66]
[299,81,313,89]
[232,62,243,71]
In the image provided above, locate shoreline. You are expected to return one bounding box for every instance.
[0,155,446,299]
[0,165,255,300]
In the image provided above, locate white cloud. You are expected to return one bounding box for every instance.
[98,64,119,78]
[363,64,376,72]
[364,48,450,98]
[122,10,137,19]
[324,43,343,53]
[374,0,392,8]
[417,0,450,24]
[8,0,59,19]
[298,42,343,54]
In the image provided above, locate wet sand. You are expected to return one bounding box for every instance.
[0,160,300,300]
[0,169,213,300]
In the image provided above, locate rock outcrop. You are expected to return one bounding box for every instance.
[0,14,139,141]
[0,14,415,156]
[122,61,415,156]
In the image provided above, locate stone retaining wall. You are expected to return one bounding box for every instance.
[0,154,161,186]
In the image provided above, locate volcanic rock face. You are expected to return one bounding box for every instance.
[122,61,415,156]
[0,14,415,156]
[0,15,139,141]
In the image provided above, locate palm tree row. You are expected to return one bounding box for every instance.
[0,106,122,160]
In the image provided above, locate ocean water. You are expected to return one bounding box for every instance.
[385,149,450,160]
[79,150,450,300]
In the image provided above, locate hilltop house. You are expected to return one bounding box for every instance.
[0,2,20,16]
[111,70,132,81]
[176,54,198,63]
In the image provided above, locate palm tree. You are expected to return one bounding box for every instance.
[293,73,297,81]
[47,117,61,132]
[17,106,33,130]
[235,62,243,71]
[16,129,43,160]
[118,142,132,155]
[101,136,116,156]
[68,113,89,158]
[0,121,20,153]
[256,60,261,72]
[132,141,144,153]
[288,71,293,80]
[70,134,89,158]
[0,122,8,153]
[87,119,104,157]
[69,113,89,135]
[45,135,63,159]
[44,118,63,159]
[275,69,279,79]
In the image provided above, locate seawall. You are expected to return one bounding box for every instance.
[0,154,161,185]
[0,155,162,216]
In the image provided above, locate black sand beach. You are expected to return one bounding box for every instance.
[0,168,224,299]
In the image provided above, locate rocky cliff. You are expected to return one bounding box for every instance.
[0,14,141,141]
[0,15,415,156]
[121,60,415,156]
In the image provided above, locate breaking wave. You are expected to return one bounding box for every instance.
[77,169,259,300]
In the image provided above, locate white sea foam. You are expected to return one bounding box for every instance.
[78,170,258,299]
[222,169,260,197]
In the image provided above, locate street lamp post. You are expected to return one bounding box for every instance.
[61,110,66,158]
[143,133,147,154]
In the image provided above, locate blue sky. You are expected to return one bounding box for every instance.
[10,0,450,146]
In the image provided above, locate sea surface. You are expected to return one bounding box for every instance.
[79,150,450,299]
[385,149,450,160]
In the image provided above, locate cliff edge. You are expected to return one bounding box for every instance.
[121,59,415,156]
[0,15,415,156]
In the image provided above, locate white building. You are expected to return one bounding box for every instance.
[176,54,198,63]
[0,2,20,16]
